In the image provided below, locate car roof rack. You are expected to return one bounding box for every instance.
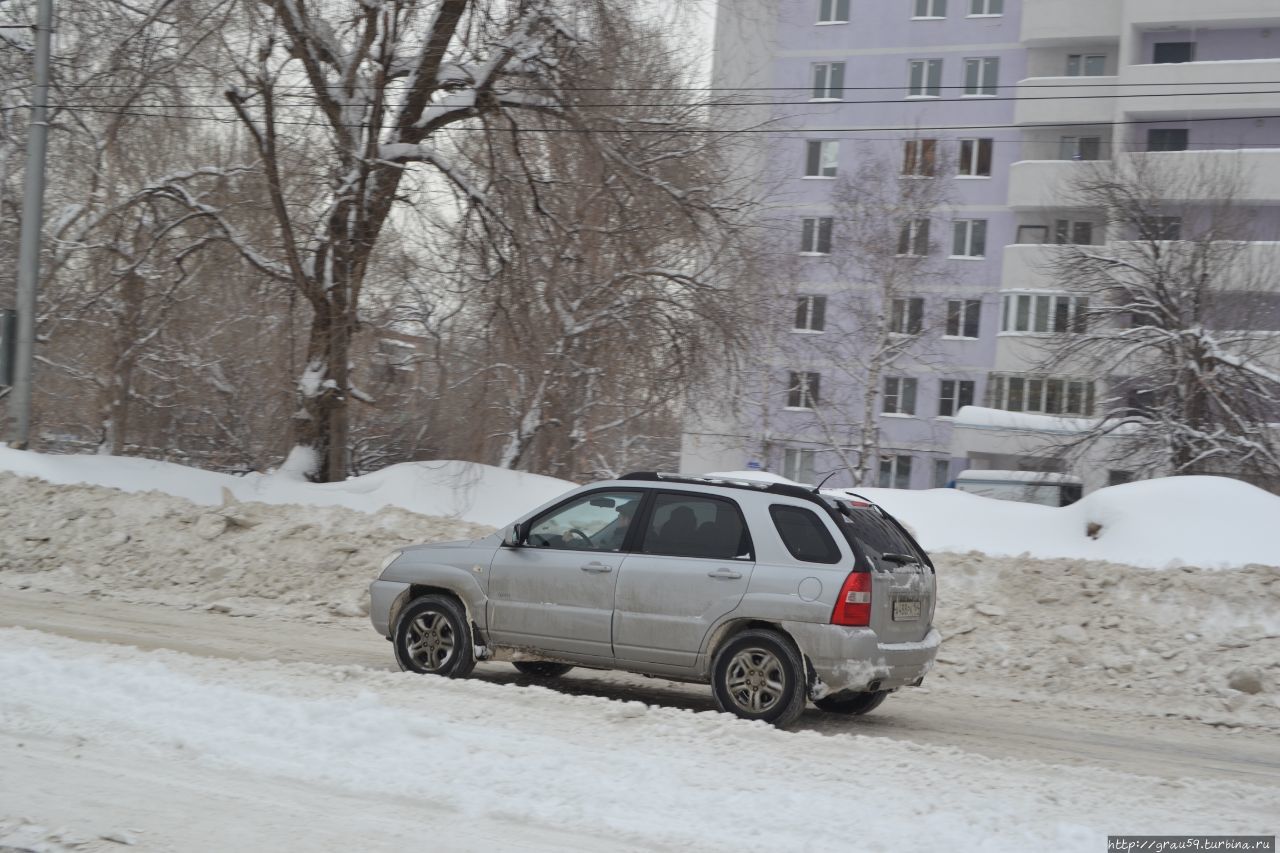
[617,471,833,506]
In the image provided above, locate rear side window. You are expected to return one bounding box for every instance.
[838,507,920,566]
[640,493,752,560]
[769,504,841,564]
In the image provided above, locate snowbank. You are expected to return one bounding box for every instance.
[0,447,574,528]
[712,468,1280,569]
[2,448,1276,568]
[845,476,1280,570]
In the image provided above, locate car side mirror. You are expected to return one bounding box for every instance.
[502,522,527,548]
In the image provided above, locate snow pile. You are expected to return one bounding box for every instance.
[2,629,1275,852]
[4,448,1275,568]
[848,476,1280,569]
[713,468,1280,569]
[0,446,575,527]
[930,552,1280,730]
[0,472,492,620]
[2,472,1278,729]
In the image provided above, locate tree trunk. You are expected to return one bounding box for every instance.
[293,300,352,482]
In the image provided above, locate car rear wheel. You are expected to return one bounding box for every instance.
[813,690,889,715]
[512,661,574,678]
[393,595,477,678]
[710,629,807,727]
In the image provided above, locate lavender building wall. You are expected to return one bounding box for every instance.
[681,0,1280,492]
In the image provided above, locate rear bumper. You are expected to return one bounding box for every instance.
[369,579,411,637]
[781,622,941,697]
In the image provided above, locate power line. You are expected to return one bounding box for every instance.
[14,78,1280,92]
[11,86,1280,111]
[40,104,1280,137]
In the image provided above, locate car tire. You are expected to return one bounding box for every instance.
[393,594,477,678]
[710,629,807,727]
[512,661,574,678]
[813,690,889,715]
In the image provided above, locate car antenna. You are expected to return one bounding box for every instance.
[812,469,846,492]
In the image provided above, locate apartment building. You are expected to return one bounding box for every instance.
[681,0,1280,492]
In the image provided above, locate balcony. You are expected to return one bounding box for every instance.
[1021,0,1121,45]
[1124,0,1280,29]
[1007,161,1096,209]
[1001,243,1058,288]
[1126,149,1280,203]
[1014,76,1118,126]
[1117,60,1280,118]
[1001,239,1280,294]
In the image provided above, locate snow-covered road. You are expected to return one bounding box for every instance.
[1,590,1277,852]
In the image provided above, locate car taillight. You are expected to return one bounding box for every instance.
[832,571,871,626]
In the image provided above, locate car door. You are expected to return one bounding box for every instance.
[487,489,644,660]
[612,491,755,668]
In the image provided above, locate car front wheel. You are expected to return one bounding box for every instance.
[710,629,807,727]
[393,595,477,678]
[813,690,889,715]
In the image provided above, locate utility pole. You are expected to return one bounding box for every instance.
[9,0,53,448]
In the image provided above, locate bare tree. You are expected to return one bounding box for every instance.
[170,0,749,481]
[1035,154,1280,487]
[435,12,750,479]
[738,142,956,485]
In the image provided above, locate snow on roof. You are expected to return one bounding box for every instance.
[953,406,1096,433]
[704,470,804,485]
[956,469,1082,484]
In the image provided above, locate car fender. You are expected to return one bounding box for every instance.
[381,557,491,633]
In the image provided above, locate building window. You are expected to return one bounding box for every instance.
[907,59,943,97]
[946,299,981,338]
[879,455,913,489]
[883,376,918,415]
[913,0,946,18]
[817,0,850,23]
[938,379,975,417]
[1015,224,1048,244]
[1054,220,1095,245]
[988,374,1095,416]
[811,62,845,100]
[794,295,827,331]
[788,371,820,409]
[897,218,930,256]
[1153,42,1195,64]
[1108,470,1134,486]
[1060,136,1102,161]
[903,139,938,177]
[951,219,987,258]
[890,298,924,335]
[1066,54,1107,76]
[933,458,952,487]
[1001,294,1089,333]
[968,0,1002,15]
[800,217,834,254]
[957,138,992,177]
[1140,216,1182,241]
[963,57,999,96]
[783,448,818,484]
[805,140,839,177]
[1147,129,1188,153]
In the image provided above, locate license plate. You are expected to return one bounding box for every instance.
[892,598,921,621]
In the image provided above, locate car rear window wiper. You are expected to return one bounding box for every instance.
[881,552,921,565]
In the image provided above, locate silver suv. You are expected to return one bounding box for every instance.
[369,473,939,727]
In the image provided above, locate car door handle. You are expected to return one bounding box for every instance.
[707,568,742,580]
[580,562,613,574]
